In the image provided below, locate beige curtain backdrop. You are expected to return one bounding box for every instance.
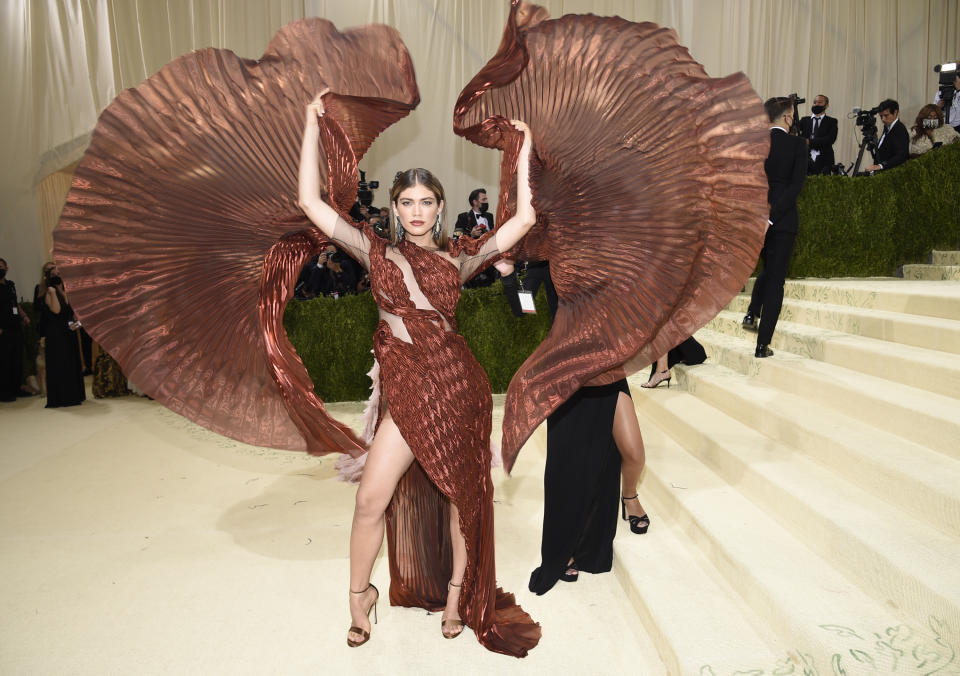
[2,0,958,283]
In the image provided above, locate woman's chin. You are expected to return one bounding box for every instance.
[404,224,434,238]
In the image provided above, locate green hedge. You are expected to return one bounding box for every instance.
[283,283,552,401]
[793,141,960,277]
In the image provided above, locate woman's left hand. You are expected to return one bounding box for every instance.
[510,119,530,136]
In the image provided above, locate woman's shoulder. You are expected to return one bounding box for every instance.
[934,124,960,143]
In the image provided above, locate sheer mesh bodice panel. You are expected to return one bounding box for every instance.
[330,217,499,343]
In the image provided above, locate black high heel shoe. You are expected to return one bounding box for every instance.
[641,370,671,389]
[559,561,579,583]
[621,495,650,534]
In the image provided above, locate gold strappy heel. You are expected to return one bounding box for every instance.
[441,581,464,639]
[347,583,379,648]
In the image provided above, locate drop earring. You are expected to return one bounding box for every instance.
[432,214,443,240]
[393,211,405,242]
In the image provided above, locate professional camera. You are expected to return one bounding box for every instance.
[787,93,805,134]
[849,105,882,176]
[357,169,379,207]
[935,62,958,103]
[853,106,880,138]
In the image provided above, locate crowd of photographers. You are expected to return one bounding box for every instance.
[797,64,959,177]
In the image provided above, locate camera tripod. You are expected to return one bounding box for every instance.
[851,132,878,176]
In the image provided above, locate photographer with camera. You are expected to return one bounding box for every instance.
[934,68,960,132]
[799,94,838,174]
[455,188,499,287]
[454,188,494,239]
[866,99,909,172]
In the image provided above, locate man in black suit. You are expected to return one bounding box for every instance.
[455,188,498,287]
[798,94,837,174]
[742,97,808,358]
[454,188,494,239]
[866,99,909,172]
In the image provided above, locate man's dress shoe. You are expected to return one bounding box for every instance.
[755,344,774,358]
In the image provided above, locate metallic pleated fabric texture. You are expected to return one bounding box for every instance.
[54,19,419,454]
[368,227,540,656]
[454,1,771,471]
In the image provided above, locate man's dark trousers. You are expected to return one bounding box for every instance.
[748,229,796,346]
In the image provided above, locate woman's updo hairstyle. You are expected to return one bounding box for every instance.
[389,168,450,247]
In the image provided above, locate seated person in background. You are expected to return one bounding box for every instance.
[327,251,359,296]
[866,99,909,172]
[798,94,838,175]
[367,211,389,239]
[295,246,337,299]
[909,104,960,156]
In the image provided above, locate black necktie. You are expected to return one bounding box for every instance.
[813,117,820,136]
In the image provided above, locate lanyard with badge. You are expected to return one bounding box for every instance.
[517,263,536,313]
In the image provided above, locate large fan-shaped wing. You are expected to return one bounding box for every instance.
[454,1,769,470]
[54,18,419,454]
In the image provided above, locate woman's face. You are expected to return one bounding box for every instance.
[393,184,443,237]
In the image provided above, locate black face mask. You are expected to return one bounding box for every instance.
[0,269,6,279]
[811,105,825,115]
[48,275,62,287]
[478,202,489,213]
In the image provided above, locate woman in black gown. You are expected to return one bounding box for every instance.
[496,260,649,595]
[42,267,85,408]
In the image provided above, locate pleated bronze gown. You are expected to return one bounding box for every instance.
[350,224,540,656]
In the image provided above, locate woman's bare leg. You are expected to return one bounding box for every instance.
[442,503,468,636]
[613,392,648,519]
[348,412,415,643]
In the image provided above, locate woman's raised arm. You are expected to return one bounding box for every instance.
[493,121,537,253]
[297,90,340,237]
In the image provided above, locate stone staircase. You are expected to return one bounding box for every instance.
[901,250,960,280]
[615,272,960,674]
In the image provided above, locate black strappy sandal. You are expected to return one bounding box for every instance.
[621,494,651,534]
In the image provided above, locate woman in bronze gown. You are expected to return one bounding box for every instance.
[53,5,768,659]
[298,92,540,653]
